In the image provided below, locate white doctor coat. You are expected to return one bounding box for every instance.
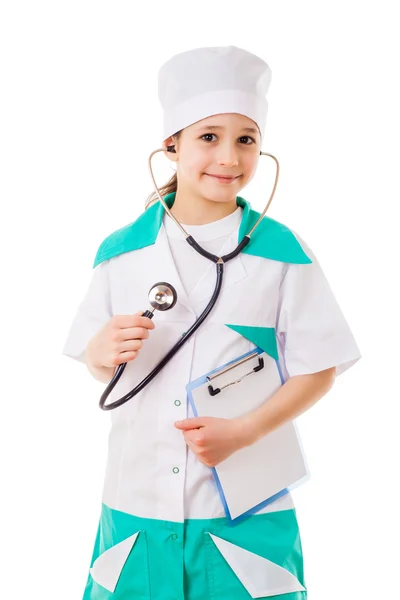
[62,192,361,599]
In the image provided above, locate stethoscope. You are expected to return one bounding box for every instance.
[99,145,279,410]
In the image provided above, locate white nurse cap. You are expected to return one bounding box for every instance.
[158,45,272,143]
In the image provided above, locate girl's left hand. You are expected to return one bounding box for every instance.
[174,416,254,467]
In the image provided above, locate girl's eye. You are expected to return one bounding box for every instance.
[201,133,217,142]
[200,134,255,144]
[238,136,255,145]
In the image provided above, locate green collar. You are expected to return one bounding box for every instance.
[93,192,312,268]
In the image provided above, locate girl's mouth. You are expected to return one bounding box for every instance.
[205,174,240,183]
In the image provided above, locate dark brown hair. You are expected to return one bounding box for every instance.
[145,130,182,209]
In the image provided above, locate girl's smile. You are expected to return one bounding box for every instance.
[204,173,242,183]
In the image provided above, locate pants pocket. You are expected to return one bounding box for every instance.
[205,531,307,599]
[85,529,151,598]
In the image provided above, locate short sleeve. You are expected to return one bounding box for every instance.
[61,259,112,364]
[276,235,361,377]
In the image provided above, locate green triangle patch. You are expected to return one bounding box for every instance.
[225,324,279,360]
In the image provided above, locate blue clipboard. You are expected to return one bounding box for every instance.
[186,346,293,525]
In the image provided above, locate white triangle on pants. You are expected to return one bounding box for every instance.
[89,532,140,592]
[208,533,306,598]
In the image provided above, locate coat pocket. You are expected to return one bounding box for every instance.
[88,530,150,597]
[205,532,306,599]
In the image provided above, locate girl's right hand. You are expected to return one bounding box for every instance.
[86,311,156,369]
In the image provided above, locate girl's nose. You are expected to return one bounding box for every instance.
[215,144,239,166]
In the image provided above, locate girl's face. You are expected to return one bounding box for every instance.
[164,113,261,204]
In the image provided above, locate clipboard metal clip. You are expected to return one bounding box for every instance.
[207,351,265,396]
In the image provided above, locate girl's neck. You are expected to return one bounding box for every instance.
[169,188,238,225]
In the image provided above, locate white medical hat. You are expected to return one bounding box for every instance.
[158,45,272,143]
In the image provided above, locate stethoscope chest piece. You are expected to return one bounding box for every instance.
[148,281,178,311]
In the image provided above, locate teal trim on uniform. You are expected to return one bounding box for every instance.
[93,192,312,268]
[236,197,312,265]
[93,200,165,268]
[83,503,307,599]
[225,325,279,360]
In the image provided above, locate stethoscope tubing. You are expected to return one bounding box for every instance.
[99,236,250,410]
[99,146,278,410]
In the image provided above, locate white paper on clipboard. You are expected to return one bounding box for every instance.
[188,349,309,521]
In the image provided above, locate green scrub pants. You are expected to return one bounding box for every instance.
[83,503,307,599]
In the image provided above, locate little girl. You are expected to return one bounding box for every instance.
[63,45,361,600]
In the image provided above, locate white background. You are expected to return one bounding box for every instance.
[1,1,398,598]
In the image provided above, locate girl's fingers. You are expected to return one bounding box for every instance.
[114,313,155,330]
[119,327,150,341]
[116,350,138,364]
[108,312,154,365]
[118,339,143,352]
